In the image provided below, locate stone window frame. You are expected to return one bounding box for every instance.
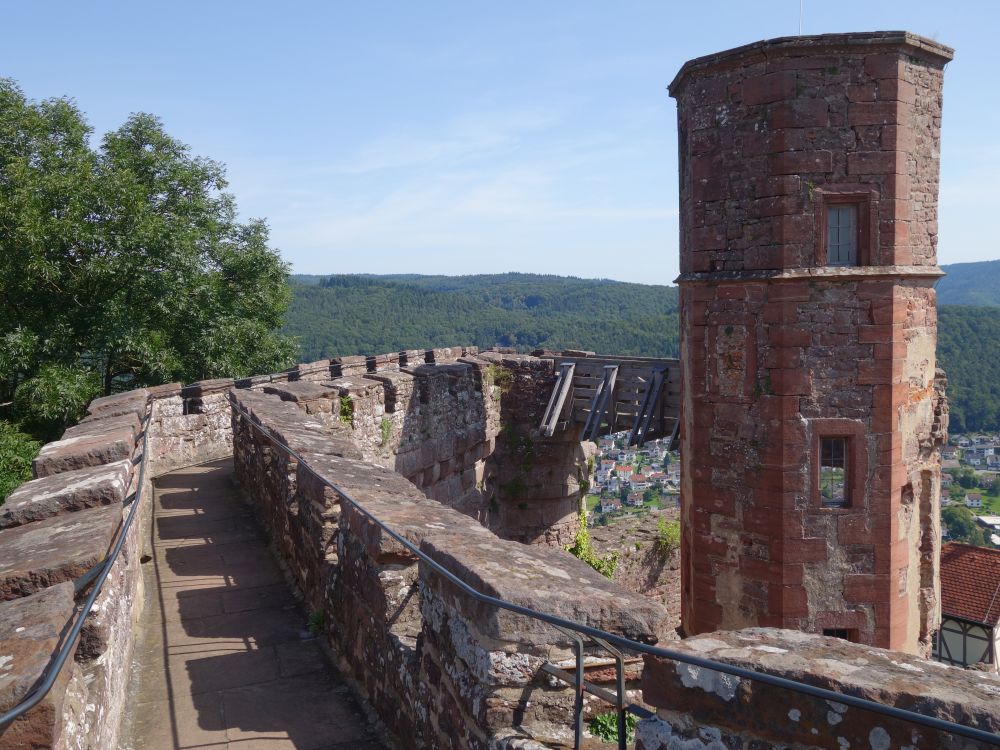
[811,418,867,511]
[813,185,879,267]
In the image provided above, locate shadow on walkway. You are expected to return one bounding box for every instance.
[119,458,385,750]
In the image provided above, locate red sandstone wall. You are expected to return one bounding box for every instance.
[673,32,951,653]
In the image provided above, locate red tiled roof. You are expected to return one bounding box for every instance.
[941,542,1000,625]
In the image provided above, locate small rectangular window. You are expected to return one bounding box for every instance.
[823,628,854,642]
[826,204,858,266]
[820,437,849,507]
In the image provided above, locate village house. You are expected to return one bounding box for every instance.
[966,492,984,509]
[628,474,650,490]
[936,543,1000,671]
[599,496,622,513]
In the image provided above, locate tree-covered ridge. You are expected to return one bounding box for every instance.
[938,306,1000,433]
[937,260,1000,307]
[284,275,679,358]
[284,274,1000,433]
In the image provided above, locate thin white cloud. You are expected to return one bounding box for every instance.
[329,105,566,174]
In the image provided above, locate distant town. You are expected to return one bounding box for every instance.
[941,433,1000,545]
[585,431,1000,546]
[585,433,679,523]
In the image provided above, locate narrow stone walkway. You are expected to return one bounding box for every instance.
[119,458,385,750]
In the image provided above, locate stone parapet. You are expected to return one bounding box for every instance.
[231,385,670,749]
[1,459,132,529]
[0,387,153,750]
[638,628,999,749]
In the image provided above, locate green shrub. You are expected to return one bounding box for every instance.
[589,711,638,743]
[565,511,619,579]
[379,417,392,446]
[485,364,513,393]
[0,421,40,502]
[339,395,353,424]
[657,517,681,555]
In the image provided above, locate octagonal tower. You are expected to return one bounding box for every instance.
[671,32,952,653]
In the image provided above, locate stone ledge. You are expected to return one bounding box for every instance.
[1,460,132,529]
[640,628,1000,749]
[145,382,183,399]
[471,352,554,372]
[669,31,954,95]
[675,265,946,284]
[66,411,142,441]
[289,359,332,381]
[263,381,340,403]
[0,583,77,748]
[181,378,234,398]
[32,427,137,479]
[421,530,670,646]
[0,504,122,601]
[232,389,361,459]
[86,388,150,418]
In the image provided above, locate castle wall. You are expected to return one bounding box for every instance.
[229,385,669,749]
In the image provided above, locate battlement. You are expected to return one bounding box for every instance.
[0,344,995,749]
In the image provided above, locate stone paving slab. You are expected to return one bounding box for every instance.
[119,459,384,750]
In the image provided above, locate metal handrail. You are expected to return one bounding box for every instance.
[228,392,1000,747]
[0,414,151,729]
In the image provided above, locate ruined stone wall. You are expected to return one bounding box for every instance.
[637,628,1000,750]
[229,386,670,749]
[672,32,951,652]
[259,348,593,547]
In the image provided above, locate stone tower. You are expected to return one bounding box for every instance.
[670,32,951,654]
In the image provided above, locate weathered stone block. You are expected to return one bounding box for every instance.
[640,628,999,750]
[71,411,142,440]
[32,428,136,479]
[0,504,122,601]
[1,459,132,529]
[86,389,149,421]
[0,583,76,748]
[180,378,234,398]
[420,531,669,645]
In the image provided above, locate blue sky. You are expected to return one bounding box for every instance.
[3,1,996,284]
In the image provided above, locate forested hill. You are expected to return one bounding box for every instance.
[283,273,1000,433]
[938,307,1000,433]
[938,260,1000,307]
[284,274,679,358]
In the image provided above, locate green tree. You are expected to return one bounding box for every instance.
[0,421,40,501]
[0,80,297,438]
[954,467,980,490]
[942,505,989,547]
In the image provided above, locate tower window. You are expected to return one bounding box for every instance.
[812,186,877,266]
[826,205,858,266]
[820,437,849,507]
